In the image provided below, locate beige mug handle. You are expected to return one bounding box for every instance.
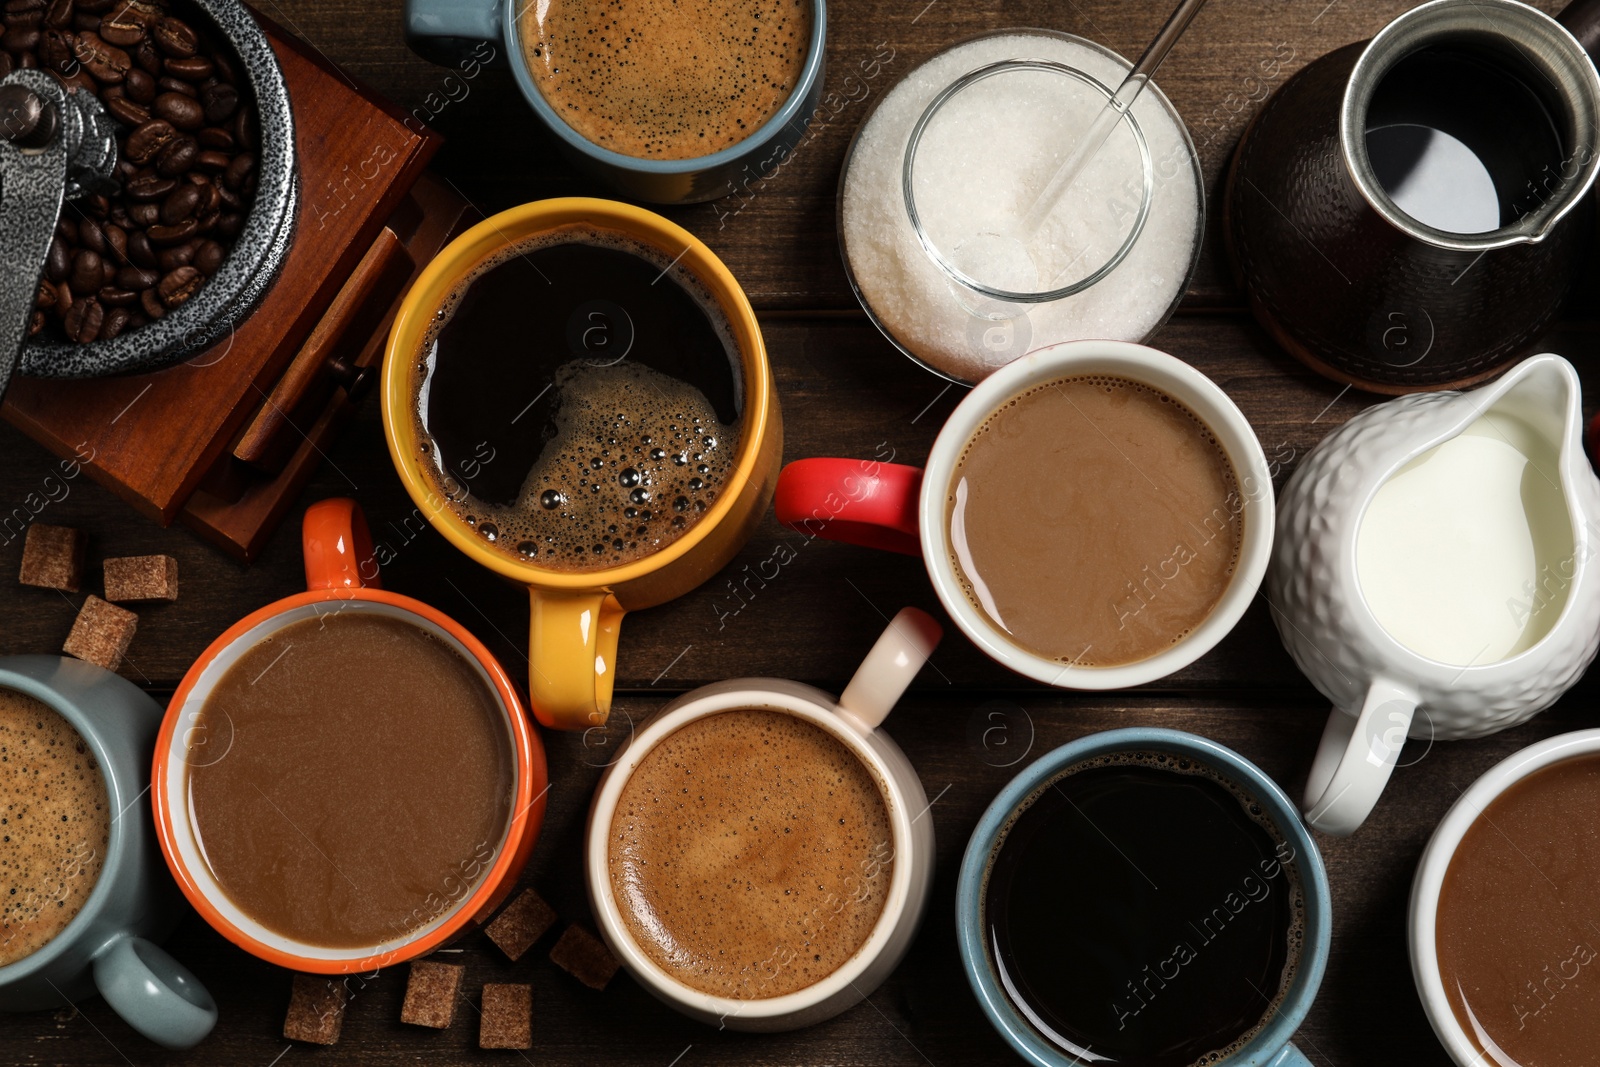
[838,608,943,731]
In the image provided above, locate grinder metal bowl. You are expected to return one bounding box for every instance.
[0,0,296,399]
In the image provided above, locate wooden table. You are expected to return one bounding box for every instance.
[3,0,1596,1063]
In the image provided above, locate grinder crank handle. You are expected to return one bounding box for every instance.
[0,72,120,403]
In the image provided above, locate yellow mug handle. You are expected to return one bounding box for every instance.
[528,588,625,730]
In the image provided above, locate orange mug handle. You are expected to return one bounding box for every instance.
[774,458,924,556]
[302,498,382,591]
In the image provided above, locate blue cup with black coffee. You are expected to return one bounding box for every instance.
[957,728,1330,1067]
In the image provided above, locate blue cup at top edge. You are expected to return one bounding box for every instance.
[404,0,828,205]
[956,728,1332,1067]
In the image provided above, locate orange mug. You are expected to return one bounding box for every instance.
[151,499,546,974]
[381,198,782,731]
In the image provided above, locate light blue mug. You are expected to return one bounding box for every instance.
[0,657,216,1049]
[404,0,827,205]
[957,728,1331,1067]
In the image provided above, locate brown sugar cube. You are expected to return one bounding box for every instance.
[400,959,464,1028]
[102,555,178,603]
[283,973,348,1045]
[62,596,137,671]
[478,983,532,1049]
[549,924,620,991]
[19,524,85,592]
[484,888,558,962]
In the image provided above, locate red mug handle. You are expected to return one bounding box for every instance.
[774,459,925,556]
[302,498,383,591]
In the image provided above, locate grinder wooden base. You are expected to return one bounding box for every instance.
[1,12,476,562]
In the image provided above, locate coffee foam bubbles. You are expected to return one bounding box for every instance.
[0,689,109,967]
[608,709,895,999]
[520,0,812,160]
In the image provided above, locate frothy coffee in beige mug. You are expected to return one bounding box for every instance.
[947,375,1242,667]
[607,708,894,999]
[0,689,109,967]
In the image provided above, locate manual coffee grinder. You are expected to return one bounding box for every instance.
[0,0,474,560]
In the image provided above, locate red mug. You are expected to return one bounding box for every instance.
[776,340,1275,689]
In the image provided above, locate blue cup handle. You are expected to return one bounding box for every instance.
[405,0,505,67]
[1267,1044,1314,1067]
[92,935,217,1049]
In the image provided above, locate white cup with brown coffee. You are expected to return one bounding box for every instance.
[776,339,1274,688]
[584,607,941,1030]
[1410,728,1600,1066]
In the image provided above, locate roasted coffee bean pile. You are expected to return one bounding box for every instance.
[2,0,258,343]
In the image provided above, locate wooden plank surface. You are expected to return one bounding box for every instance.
[2,0,1599,1064]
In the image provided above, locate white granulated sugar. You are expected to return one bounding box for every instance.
[842,34,1202,382]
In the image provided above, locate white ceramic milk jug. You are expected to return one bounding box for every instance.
[1269,353,1600,835]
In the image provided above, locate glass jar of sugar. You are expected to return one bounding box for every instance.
[839,29,1204,384]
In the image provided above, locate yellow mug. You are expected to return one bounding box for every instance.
[381,198,781,731]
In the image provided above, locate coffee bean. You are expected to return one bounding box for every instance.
[58,65,94,93]
[131,34,156,74]
[148,218,197,245]
[123,117,174,162]
[193,148,227,172]
[194,209,216,235]
[153,90,201,130]
[76,0,113,11]
[126,229,155,268]
[2,25,40,51]
[36,26,69,68]
[199,80,236,124]
[55,217,75,241]
[139,287,163,319]
[216,184,241,211]
[72,29,129,82]
[0,49,12,75]
[42,0,70,29]
[27,311,44,337]
[151,15,192,57]
[157,265,200,308]
[54,280,72,312]
[63,297,103,342]
[196,125,232,151]
[116,265,157,290]
[100,257,114,286]
[100,306,130,340]
[98,286,136,307]
[77,217,105,255]
[104,222,127,261]
[215,211,242,240]
[105,93,149,125]
[44,237,71,284]
[211,47,233,85]
[153,133,195,175]
[195,180,218,215]
[85,193,109,217]
[155,74,192,97]
[35,279,56,310]
[98,6,145,47]
[163,54,207,80]
[128,201,158,226]
[69,249,102,292]
[159,182,199,224]
[125,173,173,200]
[233,105,254,150]
[124,65,153,102]
[193,238,224,275]
[223,151,253,191]
[155,239,193,270]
